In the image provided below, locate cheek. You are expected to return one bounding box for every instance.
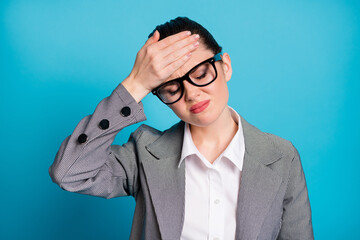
[168,102,187,118]
[209,78,229,102]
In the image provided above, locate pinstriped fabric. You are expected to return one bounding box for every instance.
[49,83,147,198]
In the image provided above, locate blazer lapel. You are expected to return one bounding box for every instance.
[141,121,185,240]
[235,116,283,239]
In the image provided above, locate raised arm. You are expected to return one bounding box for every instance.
[49,30,200,199]
[48,83,146,198]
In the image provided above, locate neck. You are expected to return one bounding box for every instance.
[189,106,238,149]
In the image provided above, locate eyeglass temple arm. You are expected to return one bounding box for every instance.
[214,52,223,61]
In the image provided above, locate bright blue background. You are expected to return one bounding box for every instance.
[1,0,359,239]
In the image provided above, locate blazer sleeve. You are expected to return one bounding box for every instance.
[277,146,314,240]
[48,83,147,199]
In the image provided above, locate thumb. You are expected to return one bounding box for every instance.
[145,30,160,46]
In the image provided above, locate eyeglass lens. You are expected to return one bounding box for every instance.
[158,62,216,103]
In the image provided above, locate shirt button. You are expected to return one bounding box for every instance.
[120,106,131,117]
[214,199,220,204]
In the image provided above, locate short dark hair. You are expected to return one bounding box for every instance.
[148,17,222,55]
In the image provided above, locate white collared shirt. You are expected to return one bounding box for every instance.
[179,106,245,240]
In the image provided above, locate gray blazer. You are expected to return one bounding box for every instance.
[49,83,314,240]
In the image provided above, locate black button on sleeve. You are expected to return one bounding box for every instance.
[120,106,131,117]
[99,119,110,130]
[78,133,88,144]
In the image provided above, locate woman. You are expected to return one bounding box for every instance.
[49,17,314,239]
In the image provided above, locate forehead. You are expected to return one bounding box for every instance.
[166,44,214,81]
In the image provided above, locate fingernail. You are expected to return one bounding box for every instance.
[193,34,200,39]
[185,31,191,36]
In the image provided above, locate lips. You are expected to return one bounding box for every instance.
[190,100,210,113]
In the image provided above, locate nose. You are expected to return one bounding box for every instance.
[183,80,201,102]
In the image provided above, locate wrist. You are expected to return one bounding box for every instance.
[121,76,150,103]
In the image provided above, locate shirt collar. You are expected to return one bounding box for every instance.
[178,106,245,171]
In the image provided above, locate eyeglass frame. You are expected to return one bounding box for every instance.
[151,52,223,104]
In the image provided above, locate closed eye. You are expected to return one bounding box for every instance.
[195,72,207,79]
[165,87,180,96]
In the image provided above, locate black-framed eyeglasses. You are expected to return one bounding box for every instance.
[152,52,223,104]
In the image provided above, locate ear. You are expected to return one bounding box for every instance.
[220,52,232,82]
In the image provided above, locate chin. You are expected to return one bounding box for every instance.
[184,113,219,128]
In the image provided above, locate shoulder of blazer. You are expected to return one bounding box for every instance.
[130,121,182,145]
[263,131,298,162]
[240,115,298,166]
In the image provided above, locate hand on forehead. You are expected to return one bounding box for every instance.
[166,43,214,81]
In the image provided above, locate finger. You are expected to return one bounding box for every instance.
[161,52,193,77]
[139,31,192,70]
[159,40,199,69]
[154,30,192,50]
[159,34,199,61]
[144,30,160,47]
